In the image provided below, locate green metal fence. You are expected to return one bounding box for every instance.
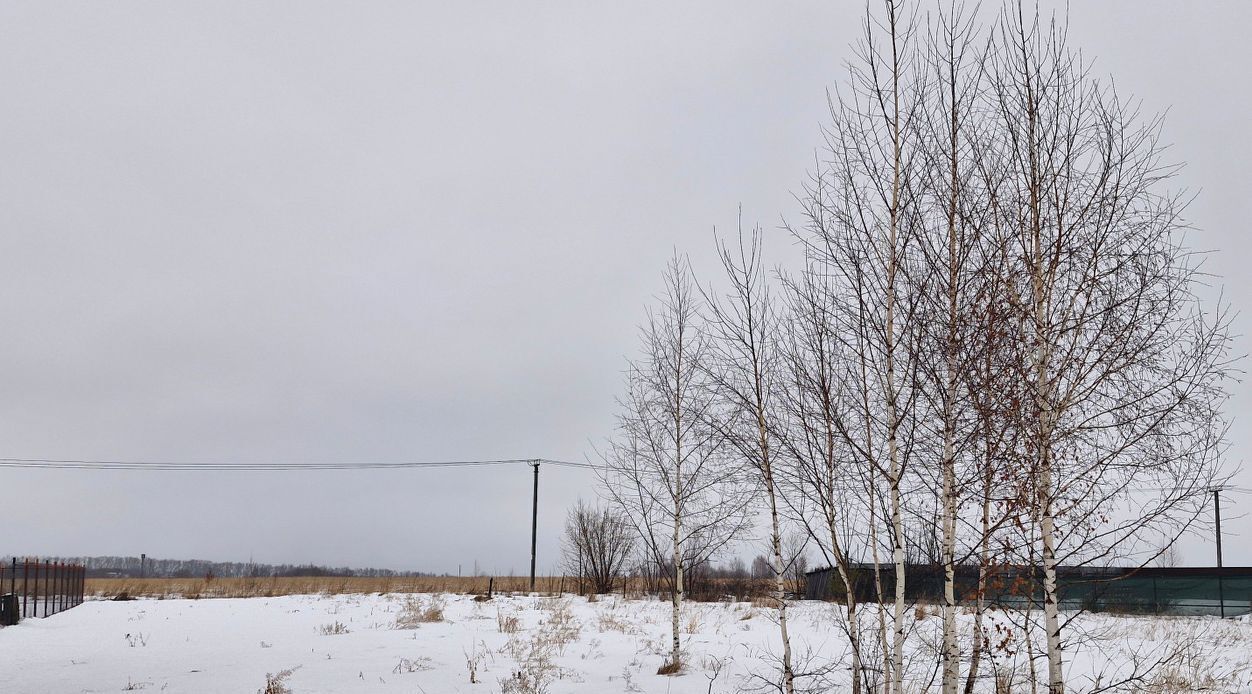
[804,564,1252,617]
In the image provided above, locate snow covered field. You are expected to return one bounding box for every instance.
[1,593,1249,693]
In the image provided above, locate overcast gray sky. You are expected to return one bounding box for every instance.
[1,2,1249,572]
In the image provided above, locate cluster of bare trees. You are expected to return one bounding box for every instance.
[559,500,636,594]
[600,1,1234,693]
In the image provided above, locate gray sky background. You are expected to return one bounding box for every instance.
[0,2,1248,573]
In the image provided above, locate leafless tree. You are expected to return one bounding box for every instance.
[603,4,1235,692]
[912,5,997,692]
[790,2,927,690]
[560,500,636,594]
[776,263,870,694]
[600,254,753,671]
[982,4,1235,691]
[703,225,797,694]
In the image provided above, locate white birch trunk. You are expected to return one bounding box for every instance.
[765,467,795,694]
[671,507,682,666]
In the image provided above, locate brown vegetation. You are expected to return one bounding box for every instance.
[86,574,780,600]
[87,575,571,599]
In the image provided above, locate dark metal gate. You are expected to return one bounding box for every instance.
[0,558,86,625]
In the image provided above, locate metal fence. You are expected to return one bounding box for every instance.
[805,564,1252,618]
[0,558,87,625]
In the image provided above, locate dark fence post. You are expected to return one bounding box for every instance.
[22,560,29,618]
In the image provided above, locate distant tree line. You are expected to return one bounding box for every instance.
[16,555,436,579]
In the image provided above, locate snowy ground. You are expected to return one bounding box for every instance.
[1,593,1250,693]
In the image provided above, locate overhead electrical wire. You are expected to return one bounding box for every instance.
[0,457,598,471]
[0,457,1243,497]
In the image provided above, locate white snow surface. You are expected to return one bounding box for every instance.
[1,593,1250,693]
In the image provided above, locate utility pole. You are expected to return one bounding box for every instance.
[1214,488,1225,618]
[530,460,540,593]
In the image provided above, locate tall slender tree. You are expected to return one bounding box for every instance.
[703,226,795,694]
[600,254,752,672]
[985,4,1234,690]
[793,2,925,689]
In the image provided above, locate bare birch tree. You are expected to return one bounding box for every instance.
[601,4,1235,692]
[792,2,925,689]
[913,7,993,692]
[777,262,869,694]
[703,225,796,694]
[600,254,752,673]
[984,4,1235,690]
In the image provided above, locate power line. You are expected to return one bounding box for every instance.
[0,454,600,594]
[0,457,597,471]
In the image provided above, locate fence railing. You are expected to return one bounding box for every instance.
[0,558,86,625]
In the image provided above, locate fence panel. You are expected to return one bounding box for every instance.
[805,564,1252,617]
[0,558,86,625]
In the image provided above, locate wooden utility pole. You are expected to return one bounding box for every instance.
[529,460,540,593]
[1215,488,1225,618]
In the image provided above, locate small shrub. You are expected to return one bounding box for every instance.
[258,666,300,694]
[656,657,681,676]
[539,600,580,652]
[500,669,548,694]
[392,656,434,673]
[498,609,521,634]
[318,621,350,635]
[465,641,492,683]
[395,594,446,628]
[596,611,632,633]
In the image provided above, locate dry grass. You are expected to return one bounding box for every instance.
[656,657,681,675]
[498,608,522,634]
[85,575,574,599]
[85,575,777,601]
[498,604,575,694]
[394,595,445,628]
[748,595,778,609]
[596,610,634,634]
[258,666,299,694]
[684,609,702,634]
[318,621,350,635]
